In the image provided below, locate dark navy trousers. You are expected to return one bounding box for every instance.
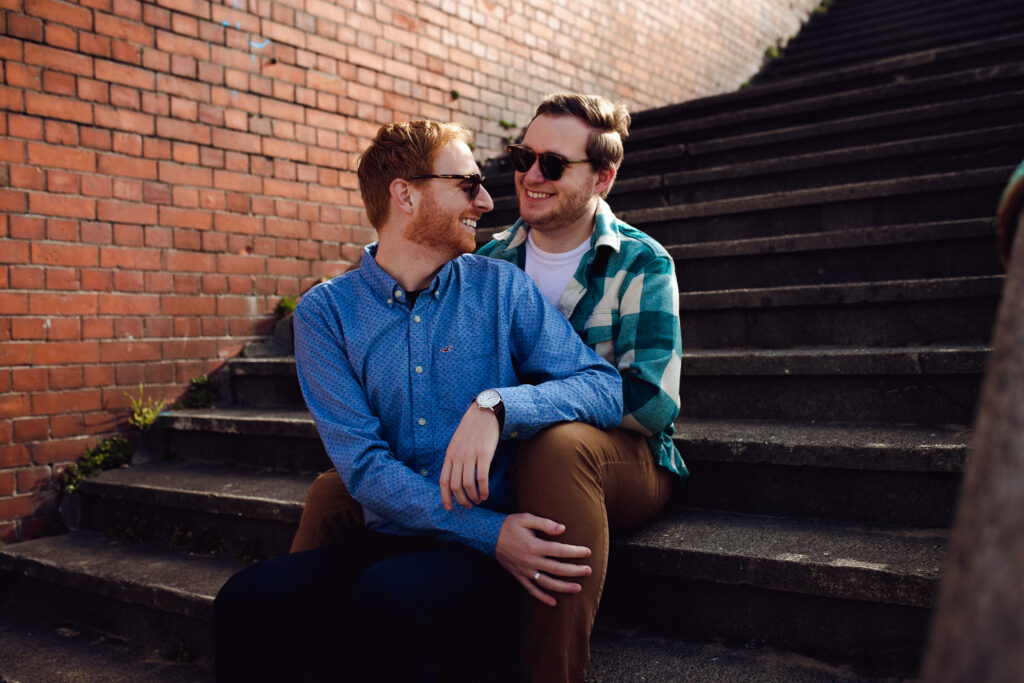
[213,531,522,683]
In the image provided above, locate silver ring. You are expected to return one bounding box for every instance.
[533,571,542,582]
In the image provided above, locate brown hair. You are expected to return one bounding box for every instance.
[357,121,472,229]
[532,93,630,197]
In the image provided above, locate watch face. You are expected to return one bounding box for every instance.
[476,389,501,409]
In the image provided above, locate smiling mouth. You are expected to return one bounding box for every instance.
[525,189,553,199]
[460,218,477,230]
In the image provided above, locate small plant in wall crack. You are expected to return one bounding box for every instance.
[275,295,299,319]
[125,383,167,431]
[60,435,133,493]
[177,374,219,409]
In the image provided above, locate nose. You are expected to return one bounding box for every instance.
[475,184,494,213]
[521,156,546,185]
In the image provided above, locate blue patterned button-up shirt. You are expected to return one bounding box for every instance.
[293,245,623,556]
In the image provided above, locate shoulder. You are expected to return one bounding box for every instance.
[607,218,674,275]
[296,271,359,318]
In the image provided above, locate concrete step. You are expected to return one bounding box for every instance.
[0,532,245,660]
[680,275,1003,349]
[622,89,1024,181]
[680,345,988,423]
[484,124,1022,228]
[626,61,1024,153]
[605,507,946,674]
[223,357,301,408]
[769,4,1024,79]
[0,511,940,680]
[616,166,1010,246]
[670,219,1000,292]
[0,591,906,683]
[151,406,325,469]
[626,31,1024,131]
[71,462,312,560]
[675,417,967,526]
[0,611,213,682]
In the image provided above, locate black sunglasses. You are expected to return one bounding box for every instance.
[507,144,589,181]
[408,173,487,200]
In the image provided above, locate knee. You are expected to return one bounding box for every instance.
[516,423,603,481]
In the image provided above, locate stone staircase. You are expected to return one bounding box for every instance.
[2,0,1021,679]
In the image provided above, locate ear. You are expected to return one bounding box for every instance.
[593,166,615,197]
[389,178,418,216]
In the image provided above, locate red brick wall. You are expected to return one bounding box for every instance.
[0,0,819,542]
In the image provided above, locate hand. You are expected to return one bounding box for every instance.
[495,513,592,606]
[439,402,500,510]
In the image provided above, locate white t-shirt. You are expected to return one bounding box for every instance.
[525,232,590,308]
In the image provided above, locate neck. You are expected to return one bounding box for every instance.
[529,199,598,253]
[374,235,449,292]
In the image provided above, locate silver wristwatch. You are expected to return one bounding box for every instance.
[475,389,505,430]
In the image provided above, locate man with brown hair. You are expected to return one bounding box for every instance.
[478,93,687,682]
[213,120,623,681]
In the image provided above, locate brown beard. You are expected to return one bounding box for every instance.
[403,191,475,258]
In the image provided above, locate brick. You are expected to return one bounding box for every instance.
[82,317,114,338]
[10,266,45,289]
[109,84,141,110]
[28,193,96,219]
[9,166,46,190]
[33,437,92,465]
[93,106,155,134]
[161,295,215,315]
[46,218,78,241]
[97,199,157,224]
[156,116,211,144]
[13,418,48,443]
[47,170,81,194]
[45,267,79,290]
[100,343,159,369]
[95,59,154,89]
[28,142,96,172]
[48,366,84,390]
[158,160,212,186]
[0,444,31,469]
[50,414,83,438]
[27,0,93,29]
[25,92,93,124]
[95,11,154,46]
[8,13,45,41]
[32,389,101,416]
[79,31,112,57]
[25,43,93,76]
[30,240,98,266]
[11,318,47,341]
[7,115,44,140]
[28,292,99,317]
[96,292,160,314]
[42,69,77,96]
[44,119,79,145]
[97,153,158,179]
[0,394,32,419]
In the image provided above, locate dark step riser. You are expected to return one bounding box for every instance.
[683,297,999,349]
[600,573,929,677]
[776,12,1024,68]
[160,429,329,472]
[628,73,1024,154]
[677,462,960,527]
[676,237,1000,292]
[230,374,304,409]
[77,494,296,561]
[639,183,1003,246]
[621,99,1024,180]
[681,375,982,424]
[0,578,212,660]
[775,20,1024,76]
[620,146,1023,211]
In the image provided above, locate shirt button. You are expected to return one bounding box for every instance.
[386,298,392,304]
[394,290,403,299]
[510,432,518,438]
[418,417,426,426]
[413,315,421,323]
[415,366,423,374]
[420,468,428,477]
[433,291,439,299]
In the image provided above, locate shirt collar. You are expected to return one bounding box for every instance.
[492,198,622,255]
[360,243,450,308]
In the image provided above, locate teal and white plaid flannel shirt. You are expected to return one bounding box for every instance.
[477,199,688,483]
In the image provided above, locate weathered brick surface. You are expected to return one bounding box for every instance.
[0,0,818,541]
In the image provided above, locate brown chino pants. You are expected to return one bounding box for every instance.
[289,422,674,683]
